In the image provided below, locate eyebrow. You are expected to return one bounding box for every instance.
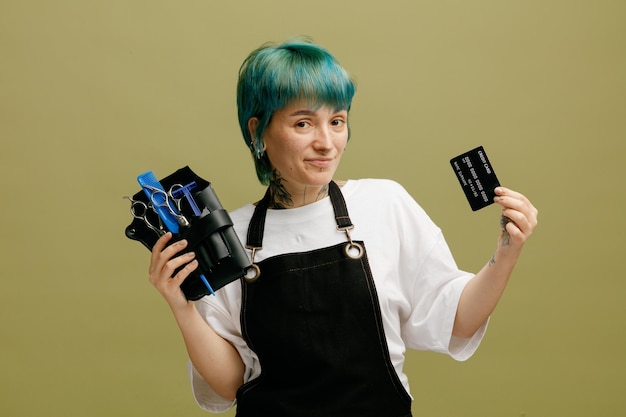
[288,109,317,117]
[288,108,346,117]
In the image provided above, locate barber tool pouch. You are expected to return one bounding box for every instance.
[124,166,252,300]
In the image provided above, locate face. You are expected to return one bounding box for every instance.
[252,101,349,198]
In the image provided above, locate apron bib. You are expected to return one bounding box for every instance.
[236,181,412,417]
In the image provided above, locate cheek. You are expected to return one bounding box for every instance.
[336,136,349,152]
[266,142,302,168]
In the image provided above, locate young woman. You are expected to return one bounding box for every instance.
[148,39,538,416]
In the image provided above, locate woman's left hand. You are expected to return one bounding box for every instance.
[493,187,539,251]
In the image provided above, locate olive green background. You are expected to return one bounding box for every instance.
[2,1,624,416]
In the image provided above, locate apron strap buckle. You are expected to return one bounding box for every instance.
[337,226,364,259]
[244,246,262,282]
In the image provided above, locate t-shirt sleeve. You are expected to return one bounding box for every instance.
[401,232,488,360]
[390,183,487,360]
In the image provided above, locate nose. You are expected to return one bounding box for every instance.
[313,126,333,153]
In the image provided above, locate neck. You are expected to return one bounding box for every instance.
[268,176,330,209]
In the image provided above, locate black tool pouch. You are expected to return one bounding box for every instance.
[124,166,251,300]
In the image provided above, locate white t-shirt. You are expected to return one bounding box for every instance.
[189,179,488,412]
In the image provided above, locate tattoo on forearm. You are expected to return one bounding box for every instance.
[500,215,512,247]
[501,231,511,246]
[490,216,514,266]
[269,170,292,209]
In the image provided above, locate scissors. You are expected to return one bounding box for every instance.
[123,196,165,237]
[168,183,186,213]
[142,184,190,228]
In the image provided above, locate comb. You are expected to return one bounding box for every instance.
[137,171,180,233]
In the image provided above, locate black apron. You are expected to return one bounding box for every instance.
[236,181,412,417]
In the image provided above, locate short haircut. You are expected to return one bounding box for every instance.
[237,39,356,185]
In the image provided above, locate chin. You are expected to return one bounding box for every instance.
[297,167,338,188]
[310,173,335,185]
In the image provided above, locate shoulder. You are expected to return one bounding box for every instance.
[341,178,408,195]
[228,203,255,224]
[341,178,416,206]
[343,178,437,230]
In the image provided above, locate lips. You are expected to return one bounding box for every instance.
[306,158,334,168]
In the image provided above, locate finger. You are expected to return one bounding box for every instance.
[153,231,173,252]
[501,205,539,247]
[503,217,530,244]
[501,209,532,236]
[502,190,537,223]
[149,251,196,287]
[160,239,190,260]
[170,258,200,287]
[494,188,538,219]
[149,238,189,275]
[162,251,197,279]
[494,186,529,202]
[150,232,174,271]
[494,189,528,208]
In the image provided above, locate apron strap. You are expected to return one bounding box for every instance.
[328,180,353,230]
[246,187,272,250]
[246,181,353,249]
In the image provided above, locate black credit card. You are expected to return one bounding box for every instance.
[450,146,501,211]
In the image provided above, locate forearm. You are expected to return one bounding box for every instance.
[453,246,521,338]
[171,303,245,401]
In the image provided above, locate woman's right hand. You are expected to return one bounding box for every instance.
[148,232,199,311]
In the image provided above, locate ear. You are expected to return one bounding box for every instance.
[247,117,259,142]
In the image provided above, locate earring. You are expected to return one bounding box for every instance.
[253,141,265,160]
[252,144,263,160]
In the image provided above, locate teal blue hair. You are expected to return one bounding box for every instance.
[237,39,356,185]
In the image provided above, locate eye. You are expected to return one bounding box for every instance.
[331,118,346,127]
[296,120,312,128]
